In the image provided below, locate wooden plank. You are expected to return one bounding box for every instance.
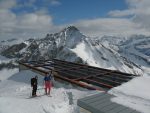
[98,75,129,83]
[53,59,137,77]
[73,71,113,81]
[83,78,113,89]
[53,71,103,91]
[92,77,121,86]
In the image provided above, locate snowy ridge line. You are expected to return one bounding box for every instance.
[19,59,137,91]
[1,26,148,75]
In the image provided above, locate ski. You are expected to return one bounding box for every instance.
[26,95,41,99]
[26,94,52,99]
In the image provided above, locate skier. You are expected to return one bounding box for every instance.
[44,71,52,95]
[31,75,38,97]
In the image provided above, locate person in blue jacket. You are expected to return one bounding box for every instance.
[44,71,52,95]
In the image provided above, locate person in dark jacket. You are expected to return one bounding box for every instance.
[31,76,38,97]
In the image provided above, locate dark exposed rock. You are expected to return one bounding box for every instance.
[1,43,27,58]
[0,62,18,70]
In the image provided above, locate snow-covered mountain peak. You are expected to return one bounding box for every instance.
[0,26,149,75]
[62,26,79,33]
[61,26,83,40]
[53,26,85,49]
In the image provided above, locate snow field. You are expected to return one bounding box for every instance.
[0,68,18,81]
[109,75,150,113]
[0,70,99,113]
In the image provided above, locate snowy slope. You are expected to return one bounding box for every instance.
[0,68,18,81]
[118,35,150,75]
[0,70,99,113]
[0,55,11,63]
[0,55,18,81]
[109,75,150,113]
[0,66,150,113]
[71,36,145,75]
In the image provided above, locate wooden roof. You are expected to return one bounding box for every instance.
[19,59,137,91]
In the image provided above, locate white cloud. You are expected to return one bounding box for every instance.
[38,0,61,6]
[0,0,58,40]
[18,13,53,29]
[50,0,61,6]
[126,0,150,9]
[108,10,134,17]
[73,18,150,37]
[0,9,17,33]
[0,0,16,9]
[0,12,55,40]
[108,0,150,31]
[0,0,150,41]
[110,0,150,16]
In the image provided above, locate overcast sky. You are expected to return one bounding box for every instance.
[0,0,150,40]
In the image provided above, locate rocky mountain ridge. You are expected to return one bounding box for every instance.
[0,26,149,75]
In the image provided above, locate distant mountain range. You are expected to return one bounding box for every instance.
[0,26,150,75]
